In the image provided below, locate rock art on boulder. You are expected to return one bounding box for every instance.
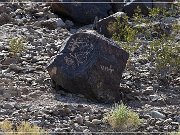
[50,0,112,24]
[47,30,129,102]
[96,12,126,38]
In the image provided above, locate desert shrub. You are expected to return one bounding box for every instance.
[169,129,180,135]
[148,36,180,72]
[104,103,142,131]
[108,15,137,43]
[107,14,139,54]
[9,37,26,56]
[0,120,47,135]
[133,6,147,24]
[110,5,180,73]
[149,7,161,18]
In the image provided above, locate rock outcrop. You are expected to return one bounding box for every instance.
[50,0,112,24]
[96,12,126,38]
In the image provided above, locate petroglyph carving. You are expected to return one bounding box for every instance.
[100,65,114,73]
[64,56,74,66]
[64,37,94,69]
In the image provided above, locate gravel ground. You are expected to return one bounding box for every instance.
[0,2,180,134]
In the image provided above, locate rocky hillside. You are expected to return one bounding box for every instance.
[0,1,180,134]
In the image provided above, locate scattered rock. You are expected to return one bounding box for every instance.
[0,13,13,26]
[92,119,101,125]
[36,18,66,29]
[3,103,15,109]
[143,86,154,95]
[75,114,83,125]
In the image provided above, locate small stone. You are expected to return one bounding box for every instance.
[3,103,14,109]
[84,121,94,127]
[155,120,163,126]
[83,129,92,135]
[2,57,18,65]
[164,118,173,124]
[175,116,180,123]
[3,93,11,99]
[171,122,179,126]
[75,114,83,125]
[85,116,89,121]
[9,64,23,72]
[143,86,154,95]
[77,104,85,112]
[28,90,42,98]
[92,119,101,125]
[150,111,166,119]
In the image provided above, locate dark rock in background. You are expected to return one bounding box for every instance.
[122,0,151,17]
[110,0,125,13]
[50,0,112,25]
[47,30,129,102]
[96,12,126,38]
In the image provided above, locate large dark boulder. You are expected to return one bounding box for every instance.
[110,0,125,13]
[47,30,129,102]
[50,0,112,25]
[153,0,174,9]
[96,12,126,38]
[122,0,152,17]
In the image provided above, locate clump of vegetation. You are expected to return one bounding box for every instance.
[169,128,180,135]
[109,5,180,74]
[9,37,26,56]
[133,6,147,24]
[0,120,47,135]
[148,36,180,73]
[108,15,137,43]
[104,103,142,131]
[107,14,139,54]
[149,7,161,19]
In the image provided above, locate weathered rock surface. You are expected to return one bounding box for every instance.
[96,12,126,38]
[47,30,129,102]
[50,0,112,24]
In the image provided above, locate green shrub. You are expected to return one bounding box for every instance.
[9,37,26,56]
[0,120,47,135]
[148,36,180,72]
[110,5,180,74]
[108,15,137,43]
[104,103,142,131]
[133,6,147,24]
[107,14,139,54]
[149,7,161,18]
[169,128,180,135]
